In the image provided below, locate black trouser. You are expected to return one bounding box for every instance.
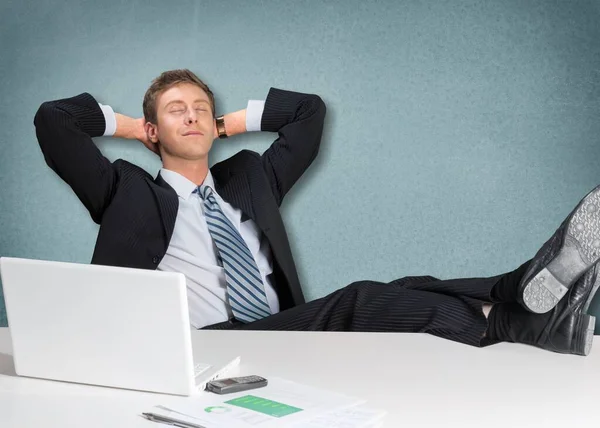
[203,259,532,348]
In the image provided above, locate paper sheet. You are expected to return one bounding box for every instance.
[147,377,369,428]
[291,404,387,428]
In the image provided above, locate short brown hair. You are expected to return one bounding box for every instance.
[142,69,216,124]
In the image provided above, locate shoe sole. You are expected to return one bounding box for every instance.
[523,186,600,314]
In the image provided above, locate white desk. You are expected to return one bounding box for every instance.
[0,327,599,427]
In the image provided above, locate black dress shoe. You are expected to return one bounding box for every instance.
[495,264,599,356]
[531,263,599,356]
[518,184,600,313]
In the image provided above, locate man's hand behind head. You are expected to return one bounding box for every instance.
[115,113,159,156]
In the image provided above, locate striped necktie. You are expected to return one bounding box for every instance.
[194,184,271,323]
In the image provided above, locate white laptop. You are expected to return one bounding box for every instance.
[0,256,240,396]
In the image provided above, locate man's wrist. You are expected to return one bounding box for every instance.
[114,112,139,140]
[220,109,247,138]
[216,115,227,138]
[216,99,265,138]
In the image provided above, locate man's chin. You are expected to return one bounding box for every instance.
[163,151,209,162]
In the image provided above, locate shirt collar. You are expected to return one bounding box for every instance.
[159,168,216,201]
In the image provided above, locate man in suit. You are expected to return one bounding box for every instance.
[34,69,600,356]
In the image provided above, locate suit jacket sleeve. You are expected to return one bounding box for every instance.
[259,87,327,207]
[33,92,120,224]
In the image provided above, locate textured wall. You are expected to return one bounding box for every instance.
[1,0,599,331]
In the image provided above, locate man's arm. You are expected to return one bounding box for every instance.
[254,87,327,207]
[34,91,238,225]
[188,87,326,207]
[34,93,121,224]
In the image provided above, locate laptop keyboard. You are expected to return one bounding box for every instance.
[194,363,210,377]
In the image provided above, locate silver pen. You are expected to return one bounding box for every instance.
[142,412,207,428]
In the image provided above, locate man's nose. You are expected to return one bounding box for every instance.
[185,109,198,123]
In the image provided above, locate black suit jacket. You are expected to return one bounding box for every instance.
[33,87,327,311]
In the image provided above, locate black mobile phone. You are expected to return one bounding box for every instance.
[206,375,268,394]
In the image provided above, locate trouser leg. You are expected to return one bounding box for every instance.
[204,260,533,348]
[239,279,488,347]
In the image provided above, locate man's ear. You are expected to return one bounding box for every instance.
[145,121,159,143]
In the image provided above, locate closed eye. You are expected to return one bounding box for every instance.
[171,108,206,113]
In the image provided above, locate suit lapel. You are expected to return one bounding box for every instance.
[214,171,259,227]
[212,166,272,235]
[153,172,179,242]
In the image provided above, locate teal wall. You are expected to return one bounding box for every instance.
[1,0,600,331]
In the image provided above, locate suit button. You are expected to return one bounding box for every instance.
[152,256,160,264]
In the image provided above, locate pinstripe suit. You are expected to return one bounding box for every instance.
[34,87,526,348]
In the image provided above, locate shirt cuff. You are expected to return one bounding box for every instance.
[245,100,265,132]
[98,103,117,137]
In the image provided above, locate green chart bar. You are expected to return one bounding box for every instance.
[225,395,304,418]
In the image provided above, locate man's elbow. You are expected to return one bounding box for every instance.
[314,95,326,127]
[309,94,327,122]
[296,94,326,124]
[312,94,327,136]
[33,101,55,128]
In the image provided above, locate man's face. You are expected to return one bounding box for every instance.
[148,83,215,161]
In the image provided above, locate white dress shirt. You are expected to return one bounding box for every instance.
[99,99,280,328]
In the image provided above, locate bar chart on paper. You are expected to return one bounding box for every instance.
[225,395,303,418]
